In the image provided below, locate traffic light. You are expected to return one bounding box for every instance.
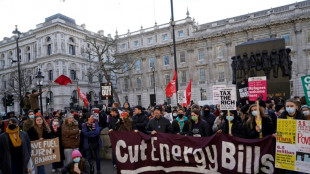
[46,97,50,105]
[6,94,14,106]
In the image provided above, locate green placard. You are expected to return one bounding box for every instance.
[301,75,310,106]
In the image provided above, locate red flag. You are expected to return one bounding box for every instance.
[186,79,192,106]
[77,87,89,107]
[54,75,72,86]
[165,71,177,97]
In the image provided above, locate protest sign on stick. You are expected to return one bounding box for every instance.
[212,85,226,104]
[219,86,236,134]
[301,75,310,106]
[248,76,267,101]
[31,138,60,167]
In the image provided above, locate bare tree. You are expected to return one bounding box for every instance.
[85,35,135,103]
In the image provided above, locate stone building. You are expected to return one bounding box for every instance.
[115,1,310,107]
[0,14,113,113]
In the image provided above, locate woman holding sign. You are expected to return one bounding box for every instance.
[27,116,51,174]
[245,104,274,139]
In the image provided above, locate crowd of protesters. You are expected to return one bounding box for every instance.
[0,94,309,174]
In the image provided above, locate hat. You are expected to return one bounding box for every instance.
[134,105,143,111]
[121,112,129,118]
[72,150,82,159]
[35,112,42,117]
[301,105,310,109]
[154,105,162,112]
[275,105,284,112]
[73,112,79,116]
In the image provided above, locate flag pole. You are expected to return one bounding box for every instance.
[228,110,232,135]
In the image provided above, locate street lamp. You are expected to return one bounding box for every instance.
[35,68,44,114]
[12,25,22,115]
[152,66,156,106]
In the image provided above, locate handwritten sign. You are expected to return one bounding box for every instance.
[31,138,60,167]
[101,83,112,98]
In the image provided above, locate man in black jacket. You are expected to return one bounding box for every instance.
[147,105,171,135]
[132,105,149,134]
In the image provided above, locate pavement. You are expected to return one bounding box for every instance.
[45,159,117,174]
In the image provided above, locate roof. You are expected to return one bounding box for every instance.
[45,13,76,24]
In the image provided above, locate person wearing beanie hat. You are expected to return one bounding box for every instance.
[62,150,90,174]
[146,104,171,135]
[301,105,310,120]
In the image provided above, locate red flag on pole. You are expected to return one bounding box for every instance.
[186,79,192,106]
[77,87,89,107]
[165,71,177,97]
[54,75,72,86]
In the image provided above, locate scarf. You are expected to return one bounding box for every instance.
[6,126,22,147]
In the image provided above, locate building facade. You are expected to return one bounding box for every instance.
[115,1,310,107]
[0,14,111,113]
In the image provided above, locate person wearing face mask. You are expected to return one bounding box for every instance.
[301,105,310,120]
[50,118,65,172]
[171,108,190,135]
[213,104,222,117]
[201,105,216,135]
[245,104,274,139]
[62,150,90,174]
[216,110,247,138]
[188,109,210,137]
[0,117,32,174]
[275,105,285,117]
[171,109,178,120]
[279,99,306,120]
[23,110,35,132]
[162,105,173,123]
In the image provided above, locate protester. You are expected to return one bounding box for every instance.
[188,109,210,137]
[108,108,122,169]
[245,104,274,139]
[61,150,90,174]
[280,99,306,120]
[122,102,133,117]
[275,104,285,117]
[171,109,178,120]
[301,105,310,120]
[162,105,173,123]
[0,117,31,174]
[216,110,246,138]
[62,114,81,166]
[23,110,35,132]
[22,92,31,116]
[146,105,171,134]
[171,107,190,135]
[201,105,216,135]
[27,115,51,174]
[30,89,46,114]
[132,105,149,134]
[119,112,133,131]
[50,118,64,172]
[213,104,221,117]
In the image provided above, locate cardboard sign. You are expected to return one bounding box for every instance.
[239,87,248,98]
[31,138,60,167]
[101,83,112,98]
[212,85,226,104]
[177,90,186,104]
[275,119,310,173]
[219,86,236,110]
[301,75,310,106]
[248,76,267,101]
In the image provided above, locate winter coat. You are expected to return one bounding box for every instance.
[279,110,306,120]
[132,113,149,134]
[146,116,171,134]
[267,110,277,133]
[188,119,210,137]
[171,116,190,135]
[50,125,65,160]
[246,116,274,139]
[22,96,31,110]
[0,131,31,174]
[27,126,51,141]
[23,119,34,132]
[62,119,80,149]
[219,117,247,138]
[119,117,133,131]
[82,122,102,150]
[30,92,43,111]
[61,157,90,174]
[201,105,216,135]
[98,110,108,128]
[109,114,122,131]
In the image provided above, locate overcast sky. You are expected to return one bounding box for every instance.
[0,0,301,40]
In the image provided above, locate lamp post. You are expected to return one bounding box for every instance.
[152,67,156,106]
[12,25,22,114]
[35,68,44,114]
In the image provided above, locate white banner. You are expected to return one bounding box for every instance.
[219,86,237,110]
[212,85,226,104]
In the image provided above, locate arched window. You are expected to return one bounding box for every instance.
[70,70,76,80]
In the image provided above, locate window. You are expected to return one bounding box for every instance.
[178,30,184,37]
[47,44,52,55]
[148,37,153,44]
[70,70,76,80]
[69,45,75,55]
[69,37,74,43]
[181,71,186,83]
[165,74,170,85]
[218,65,225,82]
[46,37,51,42]
[72,90,77,103]
[216,46,223,58]
[124,78,129,89]
[49,91,54,103]
[135,60,141,70]
[200,68,206,82]
[164,55,169,65]
[166,97,171,104]
[180,52,185,62]
[123,63,127,72]
[201,89,207,100]
[137,95,142,106]
[121,43,127,49]
[0,54,4,68]
[48,70,53,81]
[137,76,142,88]
[26,46,31,62]
[198,50,205,60]
[134,41,139,47]
[28,76,32,85]
[149,57,154,68]
[124,96,128,102]
[282,34,291,46]
[308,30,310,43]
[162,34,168,41]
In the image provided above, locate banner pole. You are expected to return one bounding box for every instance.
[256,100,261,121]
[228,110,231,135]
